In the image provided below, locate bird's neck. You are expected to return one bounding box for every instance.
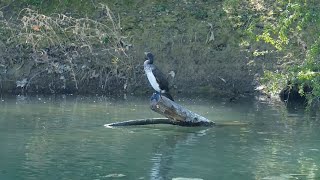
[144,60,154,71]
[144,58,153,64]
[143,60,150,66]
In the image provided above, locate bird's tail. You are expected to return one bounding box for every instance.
[162,92,174,101]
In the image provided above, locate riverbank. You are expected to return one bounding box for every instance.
[0,1,259,98]
[1,1,319,106]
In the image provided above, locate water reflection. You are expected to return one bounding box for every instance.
[0,95,320,179]
[150,129,209,180]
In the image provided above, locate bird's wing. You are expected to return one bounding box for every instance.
[152,66,169,92]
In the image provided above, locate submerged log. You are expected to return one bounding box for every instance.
[104,118,174,127]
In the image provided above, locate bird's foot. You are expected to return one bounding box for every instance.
[150,92,161,102]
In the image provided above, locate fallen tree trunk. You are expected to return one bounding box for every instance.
[149,93,215,126]
[105,93,216,127]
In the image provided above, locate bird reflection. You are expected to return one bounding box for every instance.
[149,129,209,180]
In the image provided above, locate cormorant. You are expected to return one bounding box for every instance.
[144,52,174,101]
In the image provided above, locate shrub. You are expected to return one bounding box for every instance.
[0,5,135,94]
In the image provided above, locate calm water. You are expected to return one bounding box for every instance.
[0,95,320,180]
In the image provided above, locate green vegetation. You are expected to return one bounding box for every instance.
[0,4,135,94]
[0,0,319,107]
[1,0,254,96]
[224,0,320,106]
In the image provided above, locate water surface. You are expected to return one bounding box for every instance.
[0,95,319,180]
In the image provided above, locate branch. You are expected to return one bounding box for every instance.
[104,118,175,127]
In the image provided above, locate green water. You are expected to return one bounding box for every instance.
[0,95,319,180]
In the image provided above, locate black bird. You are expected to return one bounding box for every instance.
[144,52,174,101]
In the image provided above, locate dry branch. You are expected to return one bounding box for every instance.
[149,93,215,126]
